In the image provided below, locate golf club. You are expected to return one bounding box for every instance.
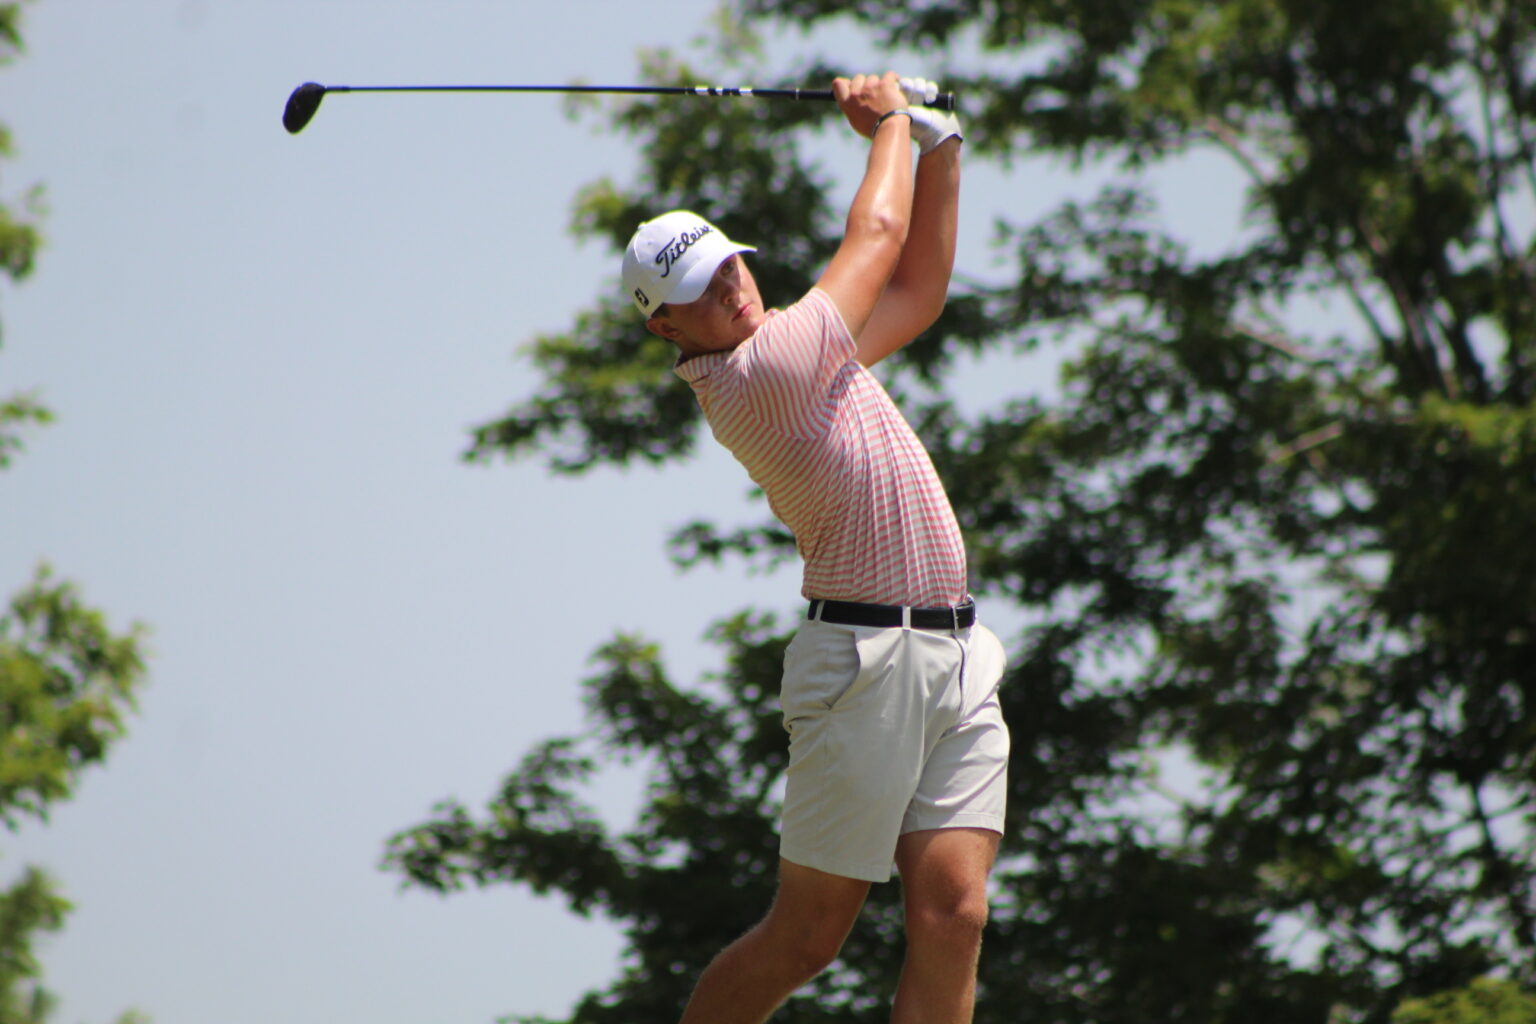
[282,81,957,135]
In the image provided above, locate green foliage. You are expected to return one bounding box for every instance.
[0,184,43,285]
[0,0,44,382]
[0,395,50,470]
[0,5,23,63]
[0,1,40,289]
[1393,979,1536,1024]
[0,867,66,1024]
[389,2,1536,1021]
[0,6,150,1021]
[0,566,146,828]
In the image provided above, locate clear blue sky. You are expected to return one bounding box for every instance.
[0,3,1246,1023]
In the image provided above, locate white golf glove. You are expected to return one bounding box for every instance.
[899,76,963,155]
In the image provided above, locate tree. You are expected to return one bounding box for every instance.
[0,4,148,1022]
[1393,979,1536,1024]
[384,2,1536,1021]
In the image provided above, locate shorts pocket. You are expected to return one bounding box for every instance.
[780,622,861,731]
[836,625,904,712]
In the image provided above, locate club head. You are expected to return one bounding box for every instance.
[283,83,326,134]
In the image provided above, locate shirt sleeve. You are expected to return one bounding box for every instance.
[724,289,857,440]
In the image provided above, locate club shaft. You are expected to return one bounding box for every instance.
[323,83,957,111]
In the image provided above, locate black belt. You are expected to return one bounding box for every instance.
[808,597,975,630]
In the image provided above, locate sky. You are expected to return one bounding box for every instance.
[0,4,1247,1023]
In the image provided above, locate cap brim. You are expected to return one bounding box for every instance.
[664,242,757,306]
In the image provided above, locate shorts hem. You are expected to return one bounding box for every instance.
[900,810,1005,837]
[780,844,894,884]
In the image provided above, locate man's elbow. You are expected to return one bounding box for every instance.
[849,208,910,257]
[892,282,947,336]
[873,207,911,245]
[921,290,950,332]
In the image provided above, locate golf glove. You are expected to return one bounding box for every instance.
[899,76,963,155]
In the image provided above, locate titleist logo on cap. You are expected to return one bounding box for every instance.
[655,224,714,278]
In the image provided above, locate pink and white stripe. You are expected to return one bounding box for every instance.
[675,288,968,607]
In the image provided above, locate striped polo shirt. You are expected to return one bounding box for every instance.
[674,288,968,607]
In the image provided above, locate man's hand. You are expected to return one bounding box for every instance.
[832,71,910,139]
[900,77,964,155]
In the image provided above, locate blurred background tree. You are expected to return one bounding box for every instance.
[0,4,149,1022]
[1393,979,1536,1024]
[385,1,1535,1021]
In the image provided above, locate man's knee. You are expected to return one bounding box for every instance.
[745,907,854,982]
[757,861,868,980]
[787,922,849,979]
[896,827,999,950]
[907,888,990,948]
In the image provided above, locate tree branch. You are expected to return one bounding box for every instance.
[1355,215,1455,398]
[1468,780,1536,954]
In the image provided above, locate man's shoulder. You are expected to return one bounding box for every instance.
[752,288,854,351]
[676,288,855,389]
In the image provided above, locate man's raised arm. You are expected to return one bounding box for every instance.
[814,72,916,341]
[854,81,964,367]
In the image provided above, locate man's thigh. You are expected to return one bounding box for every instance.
[759,858,872,951]
[894,827,1001,911]
[779,620,959,882]
[902,623,1010,838]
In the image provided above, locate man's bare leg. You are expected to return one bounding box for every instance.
[890,827,1000,1024]
[678,859,870,1024]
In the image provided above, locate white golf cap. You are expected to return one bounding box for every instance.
[621,210,756,317]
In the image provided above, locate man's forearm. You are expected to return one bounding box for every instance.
[843,114,916,259]
[886,137,960,311]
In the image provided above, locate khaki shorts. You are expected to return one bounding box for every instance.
[778,617,1009,883]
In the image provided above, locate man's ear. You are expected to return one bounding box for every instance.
[645,314,682,343]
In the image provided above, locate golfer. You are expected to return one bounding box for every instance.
[621,72,1008,1024]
